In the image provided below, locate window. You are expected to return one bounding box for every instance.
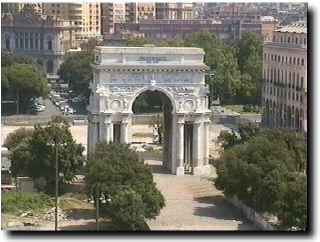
[30,34,34,49]
[51,4,55,7]
[301,58,305,66]
[20,37,24,49]
[288,37,290,43]
[57,10,60,14]
[282,56,284,63]
[296,37,298,44]
[37,60,43,67]
[301,77,304,88]
[40,38,43,49]
[304,38,306,45]
[271,54,273,61]
[280,36,283,42]
[297,58,300,65]
[47,60,53,73]
[289,57,292,64]
[48,40,53,51]
[289,72,291,82]
[52,10,55,13]
[5,38,10,50]
[15,38,18,49]
[278,55,280,62]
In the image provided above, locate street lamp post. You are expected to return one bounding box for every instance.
[55,142,59,231]
[88,184,107,231]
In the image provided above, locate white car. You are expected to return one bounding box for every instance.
[36,105,46,112]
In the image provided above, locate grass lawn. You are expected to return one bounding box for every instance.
[224,105,244,113]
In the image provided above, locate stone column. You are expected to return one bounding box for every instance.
[171,114,177,174]
[176,116,185,176]
[92,121,99,148]
[104,115,112,143]
[203,122,209,166]
[88,114,99,154]
[121,122,129,144]
[121,114,132,144]
[99,115,105,141]
[193,119,203,176]
[87,118,94,154]
[202,120,211,175]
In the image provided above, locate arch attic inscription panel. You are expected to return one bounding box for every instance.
[88,46,211,176]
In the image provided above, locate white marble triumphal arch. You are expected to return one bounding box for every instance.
[87,46,211,176]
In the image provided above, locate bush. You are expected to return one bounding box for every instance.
[2,192,54,215]
[86,142,165,230]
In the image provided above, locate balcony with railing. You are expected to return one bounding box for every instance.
[266,42,307,50]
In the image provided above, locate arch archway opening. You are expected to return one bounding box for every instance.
[131,90,173,171]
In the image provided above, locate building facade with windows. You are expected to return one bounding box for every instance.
[43,3,101,45]
[1,2,43,14]
[101,3,126,35]
[261,23,307,133]
[1,5,74,74]
[155,3,196,20]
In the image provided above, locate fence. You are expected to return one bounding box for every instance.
[1,114,164,125]
[1,115,88,125]
[228,195,275,230]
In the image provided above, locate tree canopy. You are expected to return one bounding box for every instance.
[6,117,85,194]
[233,32,263,104]
[58,51,94,100]
[126,33,262,105]
[1,53,49,114]
[215,126,307,229]
[86,142,165,230]
[3,63,49,113]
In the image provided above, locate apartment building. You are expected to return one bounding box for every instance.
[261,23,307,133]
[43,3,101,45]
[155,3,196,20]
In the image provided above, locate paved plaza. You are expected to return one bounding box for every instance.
[145,160,256,231]
[1,123,255,231]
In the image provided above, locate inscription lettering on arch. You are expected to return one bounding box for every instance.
[108,72,200,85]
[138,56,168,63]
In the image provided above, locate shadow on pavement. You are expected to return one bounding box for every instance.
[58,220,112,231]
[64,208,95,220]
[193,195,258,230]
[147,164,171,175]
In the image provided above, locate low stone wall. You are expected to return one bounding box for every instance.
[228,195,275,231]
[132,114,163,125]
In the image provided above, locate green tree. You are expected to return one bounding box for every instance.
[8,117,85,194]
[126,36,156,47]
[215,129,307,229]
[58,52,94,99]
[3,63,49,114]
[184,33,241,103]
[217,130,238,149]
[4,128,34,150]
[86,142,165,230]
[233,32,263,82]
[276,176,307,229]
[233,32,263,104]
[108,186,147,230]
[80,38,103,52]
